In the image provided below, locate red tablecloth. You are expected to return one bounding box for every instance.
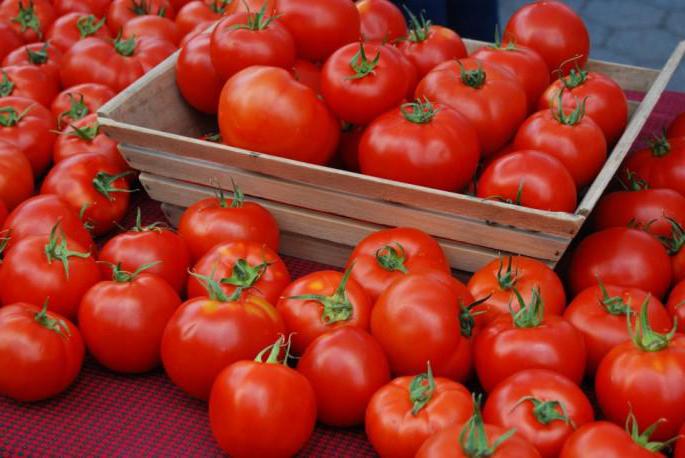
[2,92,685,457]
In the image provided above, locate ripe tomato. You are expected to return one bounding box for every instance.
[675,423,685,458]
[53,113,124,171]
[60,36,176,92]
[357,0,406,43]
[178,186,279,261]
[568,227,672,298]
[106,0,174,34]
[0,24,23,63]
[560,420,668,458]
[366,364,474,458]
[0,227,100,320]
[514,103,607,188]
[0,302,84,402]
[477,150,577,212]
[0,201,6,227]
[474,289,586,392]
[372,271,473,380]
[622,136,685,198]
[0,0,56,43]
[51,83,116,129]
[0,95,56,176]
[667,280,685,333]
[0,141,33,210]
[234,0,277,13]
[54,0,112,18]
[668,112,685,139]
[175,0,234,38]
[276,268,371,355]
[384,43,418,98]
[504,1,589,76]
[161,276,284,399]
[0,65,59,108]
[467,256,566,328]
[416,58,527,157]
[297,327,390,426]
[278,0,359,62]
[79,264,181,373]
[290,59,321,94]
[398,11,467,79]
[218,66,340,165]
[3,42,64,84]
[596,301,685,441]
[179,19,212,47]
[169,0,192,11]
[564,282,673,375]
[483,369,594,458]
[176,33,222,113]
[40,152,132,236]
[209,336,317,457]
[123,15,179,45]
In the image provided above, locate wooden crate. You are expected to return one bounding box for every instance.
[98,39,685,272]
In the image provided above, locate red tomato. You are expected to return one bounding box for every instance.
[416,58,527,157]
[675,423,685,458]
[0,201,7,227]
[60,36,176,92]
[234,0,277,13]
[668,280,685,333]
[51,83,115,129]
[366,364,474,458]
[278,0,360,62]
[483,369,594,458]
[53,113,125,171]
[596,300,685,441]
[290,59,321,94]
[0,302,84,402]
[560,420,667,458]
[372,271,473,380]
[79,264,181,373]
[467,256,566,328]
[0,24,23,63]
[0,65,59,107]
[106,0,174,34]
[0,0,56,43]
[661,221,685,282]
[513,104,607,188]
[539,69,628,145]
[356,0,406,43]
[176,33,223,113]
[622,136,685,198]
[187,240,289,303]
[179,19,212,47]
[668,112,685,139]
[40,152,131,236]
[178,186,279,261]
[218,66,340,165]
[297,327,390,426]
[0,141,33,210]
[568,227,672,298]
[209,336,317,457]
[123,15,179,45]
[477,150,577,212]
[0,227,100,320]
[0,95,56,176]
[398,11,467,79]
[175,0,234,38]
[504,1,589,76]
[54,0,112,18]
[3,42,64,84]
[474,289,586,392]
[383,43,418,98]
[276,268,371,355]
[169,0,192,11]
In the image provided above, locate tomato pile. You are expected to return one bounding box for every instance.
[1,0,685,457]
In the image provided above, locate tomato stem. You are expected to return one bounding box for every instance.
[496,256,518,290]
[459,295,490,338]
[400,98,439,124]
[220,258,271,290]
[626,411,678,452]
[511,396,575,427]
[57,93,90,129]
[129,0,151,15]
[648,132,671,157]
[105,261,160,282]
[459,394,516,456]
[43,223,92,279]
[375,243,408,273]
[0,105,31,127]
[34,299,71,337]
[618,169,649,191]
[217,180,244,208]
[0,72,15,98]
[288,266,355,324]
[92,171,135,201]
[560,65,588,89]
[551,89,587,126]
[228,3,278,31]
[596,278,631,316]
[346,43,380,80]
[658,217,685,255]
[627,296,677,352]
[131,207,167,232]
[76,15,106,38]
[26,42,49,65]
[201,132,222,143]
[210,0,233,14]
[255,334,293,365]
[457,61,487,89]
[189,270,241,302]
[409,361,436,415]
[113,34,137,57]
[511,287,544,328]
[489,25,516,51]
[65,120,99,142]
[404,7,431,43]
[12,0,42,38]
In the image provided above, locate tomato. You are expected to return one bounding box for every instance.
[178,186,279,261]
[0,24,23,63]
[513,104,607,188]
[0,302,84,402]
[504,1,589,76]
[60,36,176,92]
[177,32,221,113]
[568,227,672,298]
[3,42,64,85]
[467,256,566,328]
[0,141,33,210]
[0,0,56,43]
[53,113,124,171]
[218,66,340,165]
[79,264,181,373]
[297,327,390,426]
[398,11,467,79]
[169,0,192,11]
[209,336,317,457]
[384,43,418,98]
[357,0,406,43]
[622,136,685,198]
[161,275,285,399]
[0,226,100,320]
[366,364,474,458]
[560,420,667,458]
[234,0,277,13]
[416,58,527,157]
[179,19,212,46]
[106,0,174,34]
[54,0,111,18]
[539,69,628,145]
[483,369,594,458]
[290,59,321,94]
[0,96,56,176]
[474,289,586,392]
[122,15,179,45]
[278,0,360,62]
[0,65,59,107]
[596,300,685,441]
[40,152,131,236]
[276,268,371,355]
[0,202,7,228]
[675,423,685,458]
[477,150,577,212]
[51,83,116,129]
[176,0,233,38]
[668,112,685,139]
[668,280,685,333]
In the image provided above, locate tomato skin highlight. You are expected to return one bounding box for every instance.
[356,0,407,43]
[559,421,666,458]
[176,32,223,114]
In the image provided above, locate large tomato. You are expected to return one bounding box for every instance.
[290,58,321,94]
[53,0,112,18]
[297,327,390,426]
[178,19,212,47]
[209,336,317,457]
[504,1,589,76]
[356,0,406,43]
[3,42,64,85]
[53,113,125,171]
[568,227,673,298]
[0,66,59,110]
[564,282,673,374]
[661,217,685,283]
[366,364,474,458]
[622,136,685,197]
[106,0,174,34]
[477,150,577,212]
[51,83,115,129]
[0,24,23,63]
[668,112,685,139]
[0,302,84,402]
[0,141,33,210]
[122,15,179,45]
[175,0,234,38]
[175,31,223,114]
[483,369,594,458]
[560,420,668,458]
[0,0,56,43]
[218,66,340,165]
[668,280,685,333]
[416,58,527,157]
[384,43,418,98]
[60,36,176,92]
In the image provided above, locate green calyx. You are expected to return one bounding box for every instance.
[496,256,518,290]
[458,61,487,89]
[57,93,89,129]
[409,361,436,415]
[34,299,71,337]
[0,72,15,98]
[658,217,685,255]
[288,267,355,325]
[106,261,160,282]
[489,25,516,51]
[130,0,151,15]
[511,287,544,328]
[217,180,244,208]
[202,132,222,143]
[0,106,30,127]
[375,242,409,273]
[405,7,431,43]
[400,98,439,124]
[114,34,137,57]
[210,0,233,14]
[12,0,42,38]
[220,258,270,290]
[459,295,490,338]
[648,132,671,157]
[627,295,678,352]
[76,15,106,38]
[512,396,575,427]
[619,169,650,191]
[66,121,100,142]
[43,224,91,279]
[130,207,167,233]
[552,90,587,126]
[347,43,380,80]
[0,232,9,259]
[561,66,588,89]
[79,202,95,233]
[26,43,49,65]
[92,171,135,201]
[459,394,516,457]
[596,278,631,316]
[255,334,294,365]
[626,412,678,452]
[190,270,242,302]
[229,3,278,31]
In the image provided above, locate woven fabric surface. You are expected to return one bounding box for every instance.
[2,91,685,457]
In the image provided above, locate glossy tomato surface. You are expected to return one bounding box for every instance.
[176,32,223,114]
[0,141,33,210]
[560,421,665,458]
[356,0,406,43]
